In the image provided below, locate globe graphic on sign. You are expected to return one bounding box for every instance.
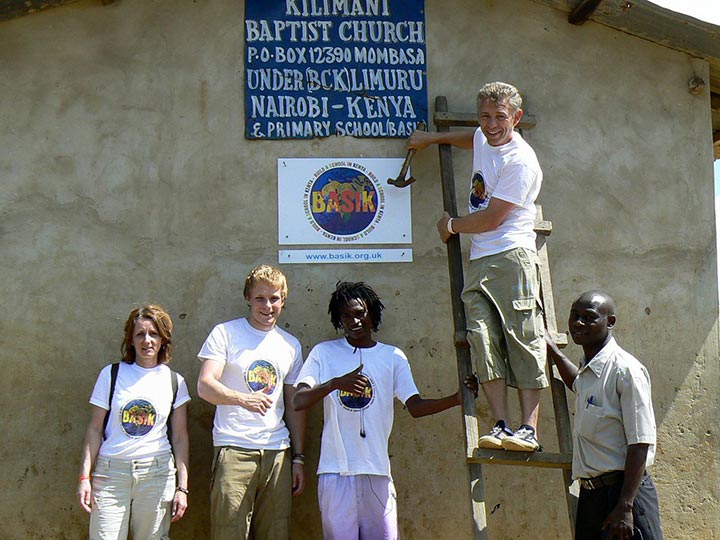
[309,167,378,236]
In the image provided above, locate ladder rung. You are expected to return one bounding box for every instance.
[551,332,568,346]
[534,220,552,236]
[454,330,469,348]
[433,111,537,130]
[468,449,572,469]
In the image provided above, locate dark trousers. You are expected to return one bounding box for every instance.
[575,473,663,540]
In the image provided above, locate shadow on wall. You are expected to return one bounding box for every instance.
[716,158,720,304]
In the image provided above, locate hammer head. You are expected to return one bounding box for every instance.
[387,147,418,188]
[387,175,416,187]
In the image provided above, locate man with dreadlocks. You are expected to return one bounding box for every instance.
[292,281,477,540]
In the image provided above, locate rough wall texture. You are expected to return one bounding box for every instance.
[0,0,717,538]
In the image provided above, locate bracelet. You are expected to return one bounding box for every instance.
[176,486,189,494]
[292,452,305,465]
[447,217,457,235]
[78,475,91,482]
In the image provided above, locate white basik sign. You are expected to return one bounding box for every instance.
[279,248,412,264]
[278,157,412,245]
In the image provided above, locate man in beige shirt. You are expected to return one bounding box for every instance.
[546,290,663,540]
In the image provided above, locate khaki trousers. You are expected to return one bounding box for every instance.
[210,446,291,540]
[89,453,175,540]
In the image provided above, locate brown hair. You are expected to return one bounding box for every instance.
[121,304,173,364]
[243,265,288,301]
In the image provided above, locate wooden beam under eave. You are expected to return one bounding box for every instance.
[529,0,720,61]
[714,131,720,160]
[711,93,720,112]
[0,0,79,22]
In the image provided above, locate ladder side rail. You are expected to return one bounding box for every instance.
[536,206,578,535]
[435,95,488,540]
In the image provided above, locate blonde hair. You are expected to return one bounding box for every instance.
[477,81,522,113]
[243,265,288,300]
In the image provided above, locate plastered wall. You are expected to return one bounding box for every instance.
[0,0,717,538]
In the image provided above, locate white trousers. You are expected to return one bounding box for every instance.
[318,473,398,540]
[89,453,176,540]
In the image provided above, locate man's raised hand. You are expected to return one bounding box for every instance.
[334,364,368,396]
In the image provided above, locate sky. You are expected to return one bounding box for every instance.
[647,1,720,25]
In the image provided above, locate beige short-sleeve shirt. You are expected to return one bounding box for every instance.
[572,337,656,479]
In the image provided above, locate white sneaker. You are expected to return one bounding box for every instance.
[501,424,541,452]
[477,420,514,450]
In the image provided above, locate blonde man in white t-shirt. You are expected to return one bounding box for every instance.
[197,265,306,540]
[407,81,548,452]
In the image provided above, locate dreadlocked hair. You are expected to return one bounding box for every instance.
[329,281,384,332]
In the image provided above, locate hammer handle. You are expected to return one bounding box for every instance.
[397,148,416,179]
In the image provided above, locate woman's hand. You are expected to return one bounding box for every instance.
[171,490,188,522]
[78,405,106,514]
[77,478,92,513]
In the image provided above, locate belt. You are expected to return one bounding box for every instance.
[578,470,624,490]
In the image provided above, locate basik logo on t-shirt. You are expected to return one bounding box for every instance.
[120,399,157,437]
[469,170,490,210]
[246,359,279,394]
[337,372,374,411]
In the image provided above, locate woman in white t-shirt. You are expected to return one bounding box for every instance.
[77,304,191,540]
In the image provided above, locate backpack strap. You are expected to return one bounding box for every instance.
[167,370,179,452]
[102,363,120,440]
[102,364,180,450]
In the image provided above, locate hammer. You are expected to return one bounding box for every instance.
[387,121,426,188]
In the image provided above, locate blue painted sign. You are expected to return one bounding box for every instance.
[245,0,427,139]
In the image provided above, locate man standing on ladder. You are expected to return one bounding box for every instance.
[407,81,547,452]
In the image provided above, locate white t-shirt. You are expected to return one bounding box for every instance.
[468,128,542,260]
[197,317,303,449]
[296,338,420,477]
[90,362,191,460]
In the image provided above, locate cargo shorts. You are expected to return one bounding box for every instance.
[462,247,548,389]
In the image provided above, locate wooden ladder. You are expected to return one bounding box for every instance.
[433,95,578,539]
